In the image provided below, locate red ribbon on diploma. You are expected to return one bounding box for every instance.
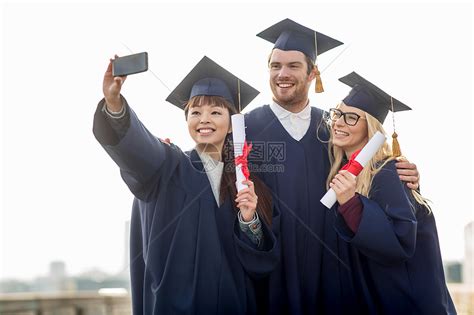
[341,149,363,175]
[235,141,252,180]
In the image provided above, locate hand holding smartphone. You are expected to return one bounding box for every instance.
[112,52,148,77]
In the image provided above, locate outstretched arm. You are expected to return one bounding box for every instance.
[93,57,181,200]
[103,55,126,112]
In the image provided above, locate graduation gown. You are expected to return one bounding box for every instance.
[334,160,456,315]
[245,105,362,315]
[93,100,280,315]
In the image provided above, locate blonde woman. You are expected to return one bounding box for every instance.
[326,72,455,315]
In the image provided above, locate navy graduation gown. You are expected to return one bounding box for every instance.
[93,100,280,315]
[245,105,362,315]
[334,160,456,314]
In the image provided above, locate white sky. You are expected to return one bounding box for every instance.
[1,1,473,281]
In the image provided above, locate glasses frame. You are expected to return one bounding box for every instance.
[328,108,366,126]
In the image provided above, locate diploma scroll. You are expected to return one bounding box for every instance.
[320,131,386,209]
[231,114,248,192]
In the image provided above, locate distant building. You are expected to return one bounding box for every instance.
[445,261,463,283]
[33,261,75,292]
[0,280,31,293]
[464,221,473,284]
[1,261,129,294]
[49,261,66,279]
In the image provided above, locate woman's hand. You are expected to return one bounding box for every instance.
[103,55,127,112]
[235,180,258,222]
[329,170,357,205]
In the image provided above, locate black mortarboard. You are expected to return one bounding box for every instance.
[339,71,411,123]
[166,56,259,112]
[256,18,343,62]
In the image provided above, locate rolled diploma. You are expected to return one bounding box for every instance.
[320,131,386,209]
[231,114,247,192]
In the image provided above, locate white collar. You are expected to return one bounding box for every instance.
[196,149,224,205]
[196,149,223,169]
[270,101,312,120]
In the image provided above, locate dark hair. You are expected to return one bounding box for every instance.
[185,95,273,226]
[184,95,231,118]
[304,55,315,75]
[220,134,273,226]
[267,50,315,75]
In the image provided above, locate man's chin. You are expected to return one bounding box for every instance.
[275,97,296,107]
[273,92,295,102]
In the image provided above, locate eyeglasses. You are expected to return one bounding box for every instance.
[328,108,366,126]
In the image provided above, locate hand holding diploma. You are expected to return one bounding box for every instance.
[321,131,386,208]
[232,114,252,192]
[232,114,258,221]
[330,170,358,205]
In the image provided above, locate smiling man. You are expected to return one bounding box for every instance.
[268,49,314,113]
[244,18,421,315]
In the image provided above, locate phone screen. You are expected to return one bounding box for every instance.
[112,52,148,77]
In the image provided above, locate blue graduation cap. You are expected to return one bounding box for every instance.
[339,71,412,157]
[257,18,343,92]
[339,71,411,123]
[257,18,343,61]
[166,56,259,112]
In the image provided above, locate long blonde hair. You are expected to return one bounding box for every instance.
[326,103,431,212]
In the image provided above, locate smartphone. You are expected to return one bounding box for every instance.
[112,52,148,77]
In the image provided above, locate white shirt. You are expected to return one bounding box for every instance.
[269,101,312,141]
[197,151,224,205]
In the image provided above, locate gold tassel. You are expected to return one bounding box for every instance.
[392,131,402,157]
[314,65,324,93]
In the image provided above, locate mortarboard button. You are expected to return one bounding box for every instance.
[166,56,259,112]
[339,71,411,123]
[257,18,343,93]
[339,71,411,157]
